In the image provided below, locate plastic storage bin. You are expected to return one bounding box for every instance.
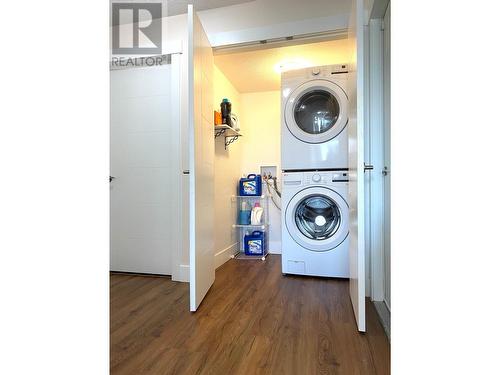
[239,174,262,196]
[238,200,251,225]
[244,231,266,256]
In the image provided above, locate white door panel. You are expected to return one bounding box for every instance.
[188,4,215,311]
[110,63,180,275]
[347,0,367,332]
[113,96,172,133]
[110,67,171,97]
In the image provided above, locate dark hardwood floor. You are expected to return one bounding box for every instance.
[111,255,390,374]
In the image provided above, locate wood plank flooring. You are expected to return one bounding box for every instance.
[111,255,390,374]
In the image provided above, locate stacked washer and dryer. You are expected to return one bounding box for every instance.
[281,64,350,278]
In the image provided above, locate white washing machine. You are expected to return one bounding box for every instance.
[281,64,349,170]
[281,170,349,278]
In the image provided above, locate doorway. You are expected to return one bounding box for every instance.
[367,0,391,336]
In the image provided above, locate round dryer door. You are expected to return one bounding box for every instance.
[285,187,349,252]
[284,80,348,144]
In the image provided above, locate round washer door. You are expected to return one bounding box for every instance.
[285,186,349,252]
[284,79,348,144]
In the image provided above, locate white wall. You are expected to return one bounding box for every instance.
[109,14,186,58]
[213,66,243,268]
[239,91,282,253]
[211,74,284,262]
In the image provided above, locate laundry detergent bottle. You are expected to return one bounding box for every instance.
[250,202,264,225]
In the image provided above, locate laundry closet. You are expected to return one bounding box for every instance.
[211,41,352,268]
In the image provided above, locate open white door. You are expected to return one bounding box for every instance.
[188,4,215,311]
[347,0,367,332]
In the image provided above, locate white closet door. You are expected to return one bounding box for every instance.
[347,0,367,332]
[188,4,215,311]
[110,62,180,275]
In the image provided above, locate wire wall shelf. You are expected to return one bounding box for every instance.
[214,125,242,149]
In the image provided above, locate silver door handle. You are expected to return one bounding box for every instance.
[364,163,374,172]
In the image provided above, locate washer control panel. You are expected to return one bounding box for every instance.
[283,171,349,187]
[304,170,348,184]
[282,172,303,186]
[311,173,322,182]
[332,171,349,182]
[305,173,328,184]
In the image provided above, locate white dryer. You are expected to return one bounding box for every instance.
[281,64,349,170]
[281,170,349,278]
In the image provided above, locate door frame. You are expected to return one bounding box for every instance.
[367,18,385,301]
[366,2,390,304]
[168,51,184,282]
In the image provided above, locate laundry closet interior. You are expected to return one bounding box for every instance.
[213,40,351,247]
[110,2,388,333]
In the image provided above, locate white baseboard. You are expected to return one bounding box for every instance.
[215,242,238,269]
[373,300,391,341]
[173,242,279,283]
[173,243,238,283]
[173,264,189,283]
[268,240,282,254]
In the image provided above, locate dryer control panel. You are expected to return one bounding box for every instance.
[309,64,348,77]
[282,64,348,81]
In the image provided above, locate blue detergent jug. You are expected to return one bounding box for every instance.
[239,174,262,196]
[244,231,266,256]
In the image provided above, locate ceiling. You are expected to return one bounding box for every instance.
[110,0,255,18]
[214,38,350,93]
[167,0,255,16]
